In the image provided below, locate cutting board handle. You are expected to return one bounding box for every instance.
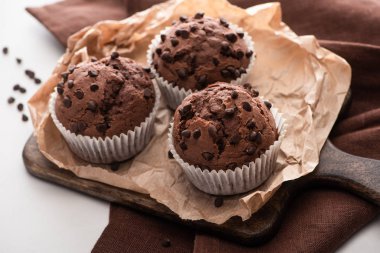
[305,140,380,206]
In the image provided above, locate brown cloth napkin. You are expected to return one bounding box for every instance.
[27,0,380,252]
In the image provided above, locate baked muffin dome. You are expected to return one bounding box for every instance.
[55,54,155,138]
[172,82,277,171]
[151,13,253,91]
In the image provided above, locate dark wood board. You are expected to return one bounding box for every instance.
[23,135,380,246]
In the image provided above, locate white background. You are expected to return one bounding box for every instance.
[0,0,379,252]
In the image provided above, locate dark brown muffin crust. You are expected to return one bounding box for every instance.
[151,13,253,91]
[55,54,155,138]
[172,83,277,171]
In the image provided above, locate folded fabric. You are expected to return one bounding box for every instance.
[26,0,380,252]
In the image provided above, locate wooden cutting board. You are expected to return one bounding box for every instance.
[22,135,380,245]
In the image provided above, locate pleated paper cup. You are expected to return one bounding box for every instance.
[147,22,256,110]
[49,82,161,164]
[168,104,286,195]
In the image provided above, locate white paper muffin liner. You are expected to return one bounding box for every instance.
[168,104,286,195]
[49,82,161,164]
[147,22,256,110]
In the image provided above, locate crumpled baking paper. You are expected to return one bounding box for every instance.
[28,0,351,224]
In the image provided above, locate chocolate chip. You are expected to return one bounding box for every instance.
[175,30,182,37]
[256,132,262,144]
[237,32,244,38]
[194,12,204,19]
[179,141,187,150]
[246,119,256,129]
[155,48,162,56]
[174,50,186,61]
[161,52,173,63]
[87,100,97,112]
[221,69,230,78]
[90,57,97,62]
[251,89,259,97]
[245,146,256,155]
[67,80,74,89]
[179,29,190,39]
[88,70,98,77]
[177,69,187,79]
[181,129,191,138]
[110,163,120,171]
[227,162,237,170]
[246,50,253,58]
[179,15,188,22]
[111,51,119,59]
[34,78,41,84]
[61,72,69,82]
[7,97,15,104]
[236,50,244,59]
[240,67,247,74]
[224,107,235,118]
[160,34,166,42]
[2,47,8,54]
[161,238,171,248]
[219,18,229,28]
[25,70,35,79]
[13,84,20,91]
[193,128,201,139]
[112,64,120,70]
[227,66,236,76]
[264,101,272,109]
[143,67,151,73]
[231,90,238,99]
[19,87,26,93]
[143,88,153,99]
[208,125,217,140]
[182,104,192,114]
[214,197,224,208]
[57,82,64,95]
[190,25,198,32]
[202,152,214,161]
[225,33,237,43]
[22,114,29,122]
[229,133,241,145]
[96,123,108,133]
[221,41,229,52]
[197,75,207,89]
[73,121,87,133]
[248,131,257,142]
[90,83,99,92]
[16,58,22,64]
[180,104,193,120]
[74,89,84,99]
[212,58,219,66]
[168,150,174,159]
[17,103,23,111]
[216,138,225,153]
[68,65,76,74]
[171,38,179,47]
[63,96,72,108]
[242,102,252,112]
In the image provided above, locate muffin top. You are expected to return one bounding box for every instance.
[151,13,253,91]
[55,53,155,138]
[172,83,277,171]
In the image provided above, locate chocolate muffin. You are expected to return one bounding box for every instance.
[54,54,155,138]
[172,83,277,171]
[151,13,253,91]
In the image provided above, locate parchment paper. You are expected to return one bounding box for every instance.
[28,0,351,224]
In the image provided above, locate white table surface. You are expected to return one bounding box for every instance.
[0,1,379,252]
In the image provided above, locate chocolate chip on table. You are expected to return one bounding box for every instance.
[219,18,229,28]
[74,89,84,99]
[246,50,253,58]
[161,238,171,248]
[155,48,162,56]
[160,34,166,43]
[242,101,252,112]
[179,15,188,22]
[229,133,241,145]
[168,150,174,159]
[202,152,214,161]
[177,69,187,79]
[13,84,20,91]
[19,87,26,93]
[143,88,152,99]
[179,141,187,150]
[264,101,272,109]
[90,83,99,92]
[17,103,23,111]
[16,58,22,64]
[245,146,256,155]
[2,47,8,54]
[22,114,29,122]
[87,100,97,112]
[110,163,120,171]
[181,129,191,138]
[246,119,256,129]
[225,33,237,43]
[224,107,235,118]
[67,80,74,89]
[237,32,244,38]
[34,78,41,84]
[110,51,119,59]
[63,96,72,108]
[214,197,224,208]
[171,38,179,47]
[212,57,219,66]
[193,128,201,139]
[227,162,237,170]
[208,125,217,140]
[248,131,257,142]
[7,97,15,104]
[88,69,98,77]
[25,69,35,79]
[231,90,238,99]
[194,12,204,19]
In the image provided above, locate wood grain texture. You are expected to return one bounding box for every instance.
[22,135,380,245]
